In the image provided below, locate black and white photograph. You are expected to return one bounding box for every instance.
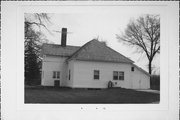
[24,12,160,104]
[2,1,179,120]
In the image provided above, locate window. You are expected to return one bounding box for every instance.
[69,70,71,80]
[53,71,56,78]
[118,72,124,80]
[57,71,60,78]
[113,71,124,80]
[94,70,100,80]
[113,71,118,80]
[53,71,60,79]
[131,67,134,71]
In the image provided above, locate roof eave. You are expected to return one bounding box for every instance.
[43,54,70,57]
[132,64,151,76]
[67,58,133,64]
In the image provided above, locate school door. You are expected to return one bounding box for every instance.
[54,80,60,87]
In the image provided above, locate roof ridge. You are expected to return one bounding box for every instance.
[66,39,134,63]
[42,43,81,57]
[66,39,96,61]
[43,43,81,48]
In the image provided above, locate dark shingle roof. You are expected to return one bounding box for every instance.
[67,39,134,63]
[41,44,80,57]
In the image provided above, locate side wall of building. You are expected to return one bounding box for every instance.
[41,55,67,86]
[131,67,150,89]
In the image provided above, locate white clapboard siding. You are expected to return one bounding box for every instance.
[41,55,68,86]
[72,60,150,89]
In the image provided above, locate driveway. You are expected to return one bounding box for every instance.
[135,89,160,94]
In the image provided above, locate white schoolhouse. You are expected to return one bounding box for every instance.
[41,28,150,89]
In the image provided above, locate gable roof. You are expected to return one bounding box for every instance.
[41,43,80,57]
[41,40,150,76]
[67,39,134,63]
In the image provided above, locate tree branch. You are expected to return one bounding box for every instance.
[117,14,160,74]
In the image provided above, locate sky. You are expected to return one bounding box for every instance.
[37,13,160,74]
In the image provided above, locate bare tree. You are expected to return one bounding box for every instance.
[25,13,51,85]
[116,14,160,74]
[25,13,52,35]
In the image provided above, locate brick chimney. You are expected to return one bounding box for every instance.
[61,28,67,47]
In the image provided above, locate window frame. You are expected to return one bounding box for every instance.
[113,71,118,80]
[57,71,60,79]
[94,70,100,80]
[113,71,124,80]
[118,71,124,80]
[52,71,60,79]
[131,67,134,71]
[53,71,56,78]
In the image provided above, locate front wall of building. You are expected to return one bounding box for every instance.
[73,60,133,88]
[41,56,150,89]
[72,60,150,89]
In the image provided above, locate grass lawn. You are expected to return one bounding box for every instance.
[25,87,160,104]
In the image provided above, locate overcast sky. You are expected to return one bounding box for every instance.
[37,13,159,74]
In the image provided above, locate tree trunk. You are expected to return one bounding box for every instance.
[149,59,152,89]
[148,60,152,74]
